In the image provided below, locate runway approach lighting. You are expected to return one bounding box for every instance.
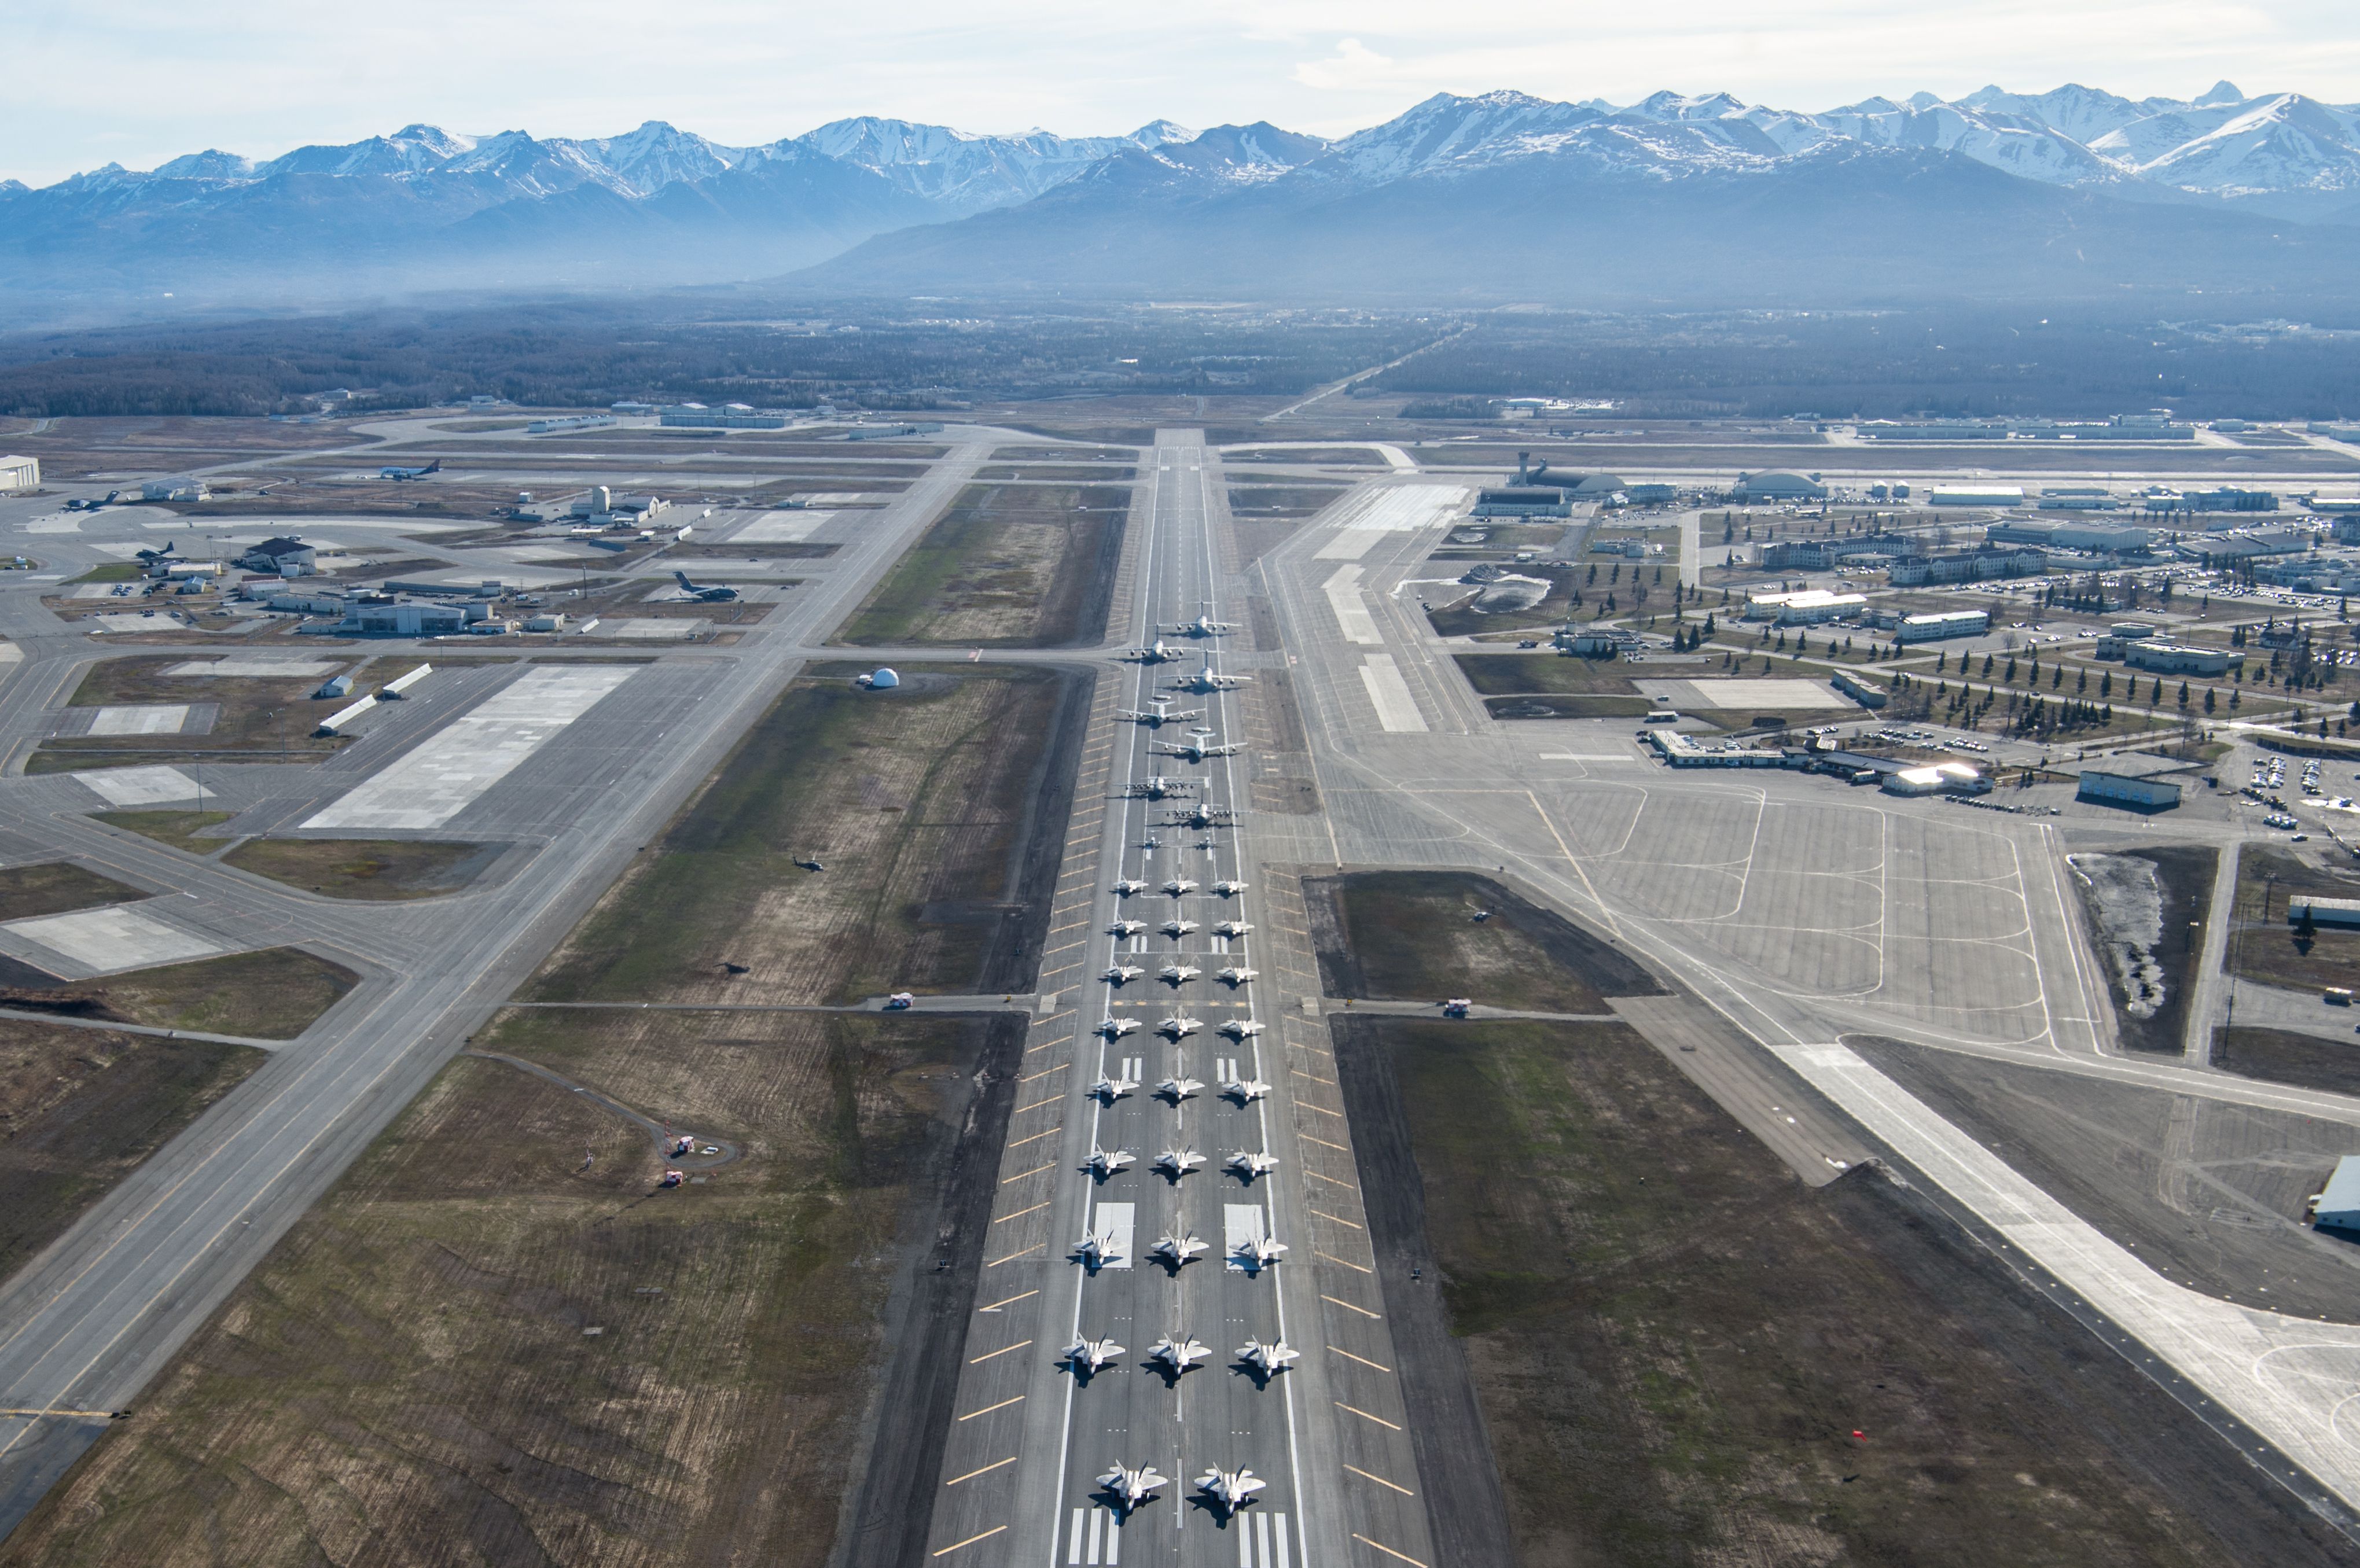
[1233,1233,1288,1272]
[1155,1147,1205,1179]
[1236,1338,1300,1377]
[1162,877,1198,896]
[1169,656,1249,694]
[1219,1018,1263,1040]
[1155,1074,1203,1103]
[1159,1015,1203,1039]
[1223,1076,1272,1103]
[1217,966,1258,987]
[1159,963,1201,985]
[1149,1334,1212,1374]
[1226,1150,1279,1182]
[1064,1337,1126,1375]
[1074,1227,1124,1271]
[1102,964,1144,985]
[1152,1232,1208,1267]
[1161,605,1236,638]
[1112,878,1148,896]
[1212,878,1249,896]
[1108,919,1146,937]
[1081,1145,1135,1180]
[1096,1462,1170,1514]
[1090,1072,1139,1103]
[1196,1467,1267,1515]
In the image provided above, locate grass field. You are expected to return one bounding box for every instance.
[1425,565,1581,637]
[90,811,236,853]
[31,654,350,771]
[1,948,358,1040]
[2214,1026,2360,1094]
[0,1016,263,1284]
[1350,1015,2300,1567]
[2228,846,2360,992]
[0,863,144,922]
[836,483,1129,646]
[223,840,502,900]
[1312,870,1659,1013]
[1454,652,1638,697]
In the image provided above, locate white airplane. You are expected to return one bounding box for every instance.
[1159,963,1201,985]
[1236,1338,1300,1377]
[1216,966,1258,987]
[1213,920,1253,938]
[1151,1232,1208,1267]
[1155,1074,1204,1102]
[1223,1076,1271,1104]
[1097,1461,1170,1514]
[1196,1467,1267,1514]
[1117,701,1204,727]
[1168,656,1250,694]
[1112,878,1148,896]
[1161,605,1236,638]
[1074,1227,1124,1271]
[1149,735,1242,763]
[1108,918,1146,938]
[1081,1144,1135,1179]
[1148,1334,1212,1374]
[1102,964,1144,985]
[1163,804,1236,829]
[1064,1337,1126,1374]
[1090,1073,1139,1103]
[1098,1017,1141,1039]
[1160,1015,1203,1038]
[1161,877,1198,896]
[1226,1150,1279,1181]
[1121,640,1185,664]
[378,459,441,480]
[1219,1018,1263,1040]
[1233,1233,1288,1271]
[1120,776,1194,799]
[1155,1147,1205,1178]
[1212,879,1249,896]
[1160,918,1199,938]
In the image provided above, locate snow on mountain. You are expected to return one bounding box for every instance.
[791,117,1193,212]
[2135,94,2360,196]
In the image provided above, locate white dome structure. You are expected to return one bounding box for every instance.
[869,667,900,689]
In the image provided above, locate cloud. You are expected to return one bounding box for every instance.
[1293,38,1396,93]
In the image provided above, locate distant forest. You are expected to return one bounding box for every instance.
[1372,311,2360,421]
[0,300,1450,418]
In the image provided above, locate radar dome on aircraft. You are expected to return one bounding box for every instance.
[868,668,900,689]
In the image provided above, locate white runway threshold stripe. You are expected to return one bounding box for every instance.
[1313,485,1470,561]
[1322,565,1383,645]
[303,665,638,830]
[1358,656,1428,733]
[1087,1200,1135,1271]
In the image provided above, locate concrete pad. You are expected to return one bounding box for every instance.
[1222,1202,1267,1271]
[733,510,836,542]
[3,904,225,975]
[1359,655,1428,733]
[75,765,201,807]
[302,665,638,831]
[1314,485,1468,561]
[792,492,871,505]
[83,542,146,560]
[86,612,181,634]
[1672,678,1856,711]
[68,584,118,600]
[1089,1200,1135,1270]
[164,657,340,678]
[1322,566,1382,645]
[604,619,705,640]
[87,704,192,737]
[22,518,79,535]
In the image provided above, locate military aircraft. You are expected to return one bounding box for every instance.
[671,570,741,603]
[1155,1073,1203,1103]
[1212,878,1249,896]
[1223,1076,1272,1103]
[1219,1018,1263,1040]
[1120,640,1186,664]
[1153,1148,1204,1179]
[1216,966,1258,988]
[1119,776,1193,800]
[1074,1227,1126,1271]
[1161,804,1237,830]
[1226,1150,1279,1182]
[1102,964,1144,985]
[1148,1334,1211,1374]
[1090,1073,1139,1103]
[1161,877,1198,896]
[378,459,442,480]
[1236,1338,1300,1378]
[1150,1232,1208,1268]
[1149,734,1243,763]
[1213,919,1253,938]
[1108,918,1147,938]
[1159,963,1201,985]
[1160,918,1199,938]
[1196,1467,1267,1515]
[1081,1144,1135,1180]
[1098,1017,1141,1039]
[1117,700,1204,728]
[1159,1015,1203,1039]
[1063,1337,1126,1375]
[1111,878,1148,897]
[1233,1233,1288,1272]
[1096,1461,1170,1514]
[1167,656,1250,695]
[1160,604,1236,638]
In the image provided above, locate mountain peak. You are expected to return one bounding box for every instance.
[2196,80,2247,106]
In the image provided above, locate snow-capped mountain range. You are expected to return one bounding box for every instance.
[12,80,2360,315]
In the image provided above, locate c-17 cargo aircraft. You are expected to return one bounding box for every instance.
[672,570,741,603]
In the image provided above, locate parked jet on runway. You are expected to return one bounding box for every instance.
[1102,964,1144,985]
[1219,1018,1263,1039]
[1223,1075,1271,1103]
[1112,878,1148,896]
[1213,919,1253,938]
[1161,877,1198,896]
[1161,604,1236,638]
[1098,1017,1141,1039]
[1196,1467,1267,1514]
[1097,1462,1170,1514]
[1155,1074,1203,1102]
[1216,966,1258,987]
[1160,918,1199,938]
[1081,1144,1135,1179]
[1212,879,1249,896]
[1108,918,1146,937]
[379,459,442,480]
[1160,1015,1203,1038]
[1159,963,1201,985]
[1148,1334,1211,1373]
[672,570,741,603]
[1154,1148,1204,1179]
[1149,734,1243,763]
[1233,1233,1288,1271]
[1226,1150,1278,1181]
[1120,776,1194,800]
[1236,1338,1300,1377]
[1168,657,1249,694]
[1118,700,1204,727]
[1162,804,1237,829]
[1064,1337,1126,1375]
[1090,1072,1139,1103]
[1074,1227,1125,1271]
[1122,640,1185,664]
[1151,1232,1208,1267]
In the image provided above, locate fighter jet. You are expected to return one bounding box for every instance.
[1168,656,1250,695]
[1219,1018,1263,1040]
[1080,1144,1135,1180]
[1102,964,1144,985]
[1213,920,1253,938]
[1160,918,1199,938]
[1119,776,1193,800]
[1155,1073,1203,1103]
[1158,963,1201,986]
[1098,1017,1141,1039]
[1159,1015,1203,1039]
[1096,1461,1170,1514]
[1108,918,1146,938]
[1236,1338,1300,1378]
[1073,1226,1125,1271]
[1226,1150,1279,1182]
[1090,1072,1139,1104]
[1148,1334,1212,1374]
[1117,701,1204,728]
[1063,1337,1126,1375]
[1112,878,1148,897]
[1216,966,1258,988]
[1160,604,1236,638]
[1150,1232,1208,1268]
[1233,1233,1288,1272]
[1161,877,1199,896]
[1153,1147,1204,1179]
[1121,640,1185,664]
[1211,879,1249,896]
[671,570,741,603]
[1162,804,1237,830]
[378,459,442,480]
[1223,1076,1272,1104]
[1196,1467,1267,1514]
[1149,735,1243,763]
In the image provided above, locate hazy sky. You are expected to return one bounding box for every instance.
[12,0,2360,185]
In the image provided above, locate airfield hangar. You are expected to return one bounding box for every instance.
[1730,470,1828,501]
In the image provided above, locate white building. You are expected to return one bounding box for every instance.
[0,456,37,492]
[1894,610,1990,643]
[1743,589,1866,624]
[1929,485,2026,507]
